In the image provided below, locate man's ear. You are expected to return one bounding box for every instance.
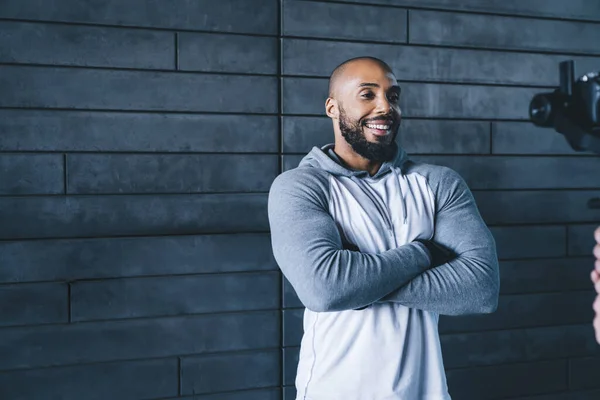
[325,97,339,119]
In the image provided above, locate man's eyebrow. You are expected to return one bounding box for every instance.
[358,82,379,88]
[357,83,401,92]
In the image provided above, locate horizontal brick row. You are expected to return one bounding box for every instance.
[71,272,280,322]
[282,257,596,308]
[492,122,583,155]
[283,38,600,86]
[446,359,568,399]
[441,324,600,369]
[0,234,277,284]
[0,66,278,113]
[499,257,594,294]
[0,283,68,327]
[7,153,600,195]
[0,154,279,195]
[438,291,596,333]
[409,10,600,55]
[289,0,600,21]
[0,358,178,400]
[180,350,280,395]
[178,32,278,74]
[0,0,278,34]
[413,155,600,190]
[0,110,279,153]
[283,78,539,118]
[0,154,63,195]
[66,154,278,194]
[0,21,175,70]
[283,0,407,43]
[0,351,283,400]
[477,192,600,225]
[0,194,269,239]
[490,226,566,258]
[0,20,282,74]
[0,311,279,370]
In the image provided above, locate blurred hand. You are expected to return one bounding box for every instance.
[592,227,600,344]
[414,239,454,268]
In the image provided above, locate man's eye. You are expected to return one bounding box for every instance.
[361,92,375,99]
[388,94,400,102]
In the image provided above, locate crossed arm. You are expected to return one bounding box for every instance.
[379,169,499,315]
[267,167,499,315]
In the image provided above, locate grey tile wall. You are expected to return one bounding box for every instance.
[294,0,600,21]
[409,10,600,54]
[0,66,278,112]
[0,110,279,152]
[0,0,279,34]
[0,234,277,283]
[2,0,599,399]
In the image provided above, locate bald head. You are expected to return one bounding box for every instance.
[328,57,394,98]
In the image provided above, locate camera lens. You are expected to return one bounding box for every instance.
[529,93,554,127]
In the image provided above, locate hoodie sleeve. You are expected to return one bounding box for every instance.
[380,165,500,315]
[268,167,432,312]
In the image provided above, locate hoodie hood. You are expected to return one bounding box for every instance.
[298,143,410,180]
[298,143,411,224]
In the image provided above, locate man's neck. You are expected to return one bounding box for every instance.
[331,143,382,177]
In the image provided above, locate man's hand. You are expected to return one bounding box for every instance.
[592,227,600,344]
[414,239,455,269]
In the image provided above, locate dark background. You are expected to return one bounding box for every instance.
[1,0,600,399]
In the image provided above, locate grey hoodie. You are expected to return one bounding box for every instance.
[268,143,499,400]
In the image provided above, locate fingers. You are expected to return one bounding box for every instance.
[594,243,600,260]
[593,226,600,344]
[595,312,600,345]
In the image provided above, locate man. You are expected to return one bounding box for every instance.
[592,227,600,344]
[268,56,500,399]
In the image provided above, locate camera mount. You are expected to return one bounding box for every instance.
[529,60,600,154]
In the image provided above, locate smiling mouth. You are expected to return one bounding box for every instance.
[364,121,393,136]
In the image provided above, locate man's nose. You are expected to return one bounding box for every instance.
[375,95,391,114]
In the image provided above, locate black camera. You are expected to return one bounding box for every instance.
[529,60,600,154]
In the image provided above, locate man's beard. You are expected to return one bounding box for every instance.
[339,107,398,163]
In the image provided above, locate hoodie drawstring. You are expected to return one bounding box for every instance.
[403,195,407,225]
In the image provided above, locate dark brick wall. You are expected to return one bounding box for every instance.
[1,1,599,399]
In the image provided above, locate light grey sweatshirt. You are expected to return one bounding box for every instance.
[268,144,500,400]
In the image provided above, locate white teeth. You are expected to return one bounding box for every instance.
[366,124,390,130]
